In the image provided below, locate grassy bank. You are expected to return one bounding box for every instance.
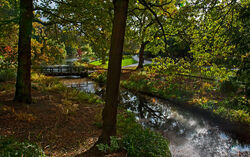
[121,72,249,125]
[88,70,249,125]
[90,56,137,68]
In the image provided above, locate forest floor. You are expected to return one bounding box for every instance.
[0,80,125,157]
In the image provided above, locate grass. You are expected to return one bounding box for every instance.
[90,56,137,68]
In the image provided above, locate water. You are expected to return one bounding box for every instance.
[60,78,250,157]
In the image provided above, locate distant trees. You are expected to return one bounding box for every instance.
[0,1,19,69]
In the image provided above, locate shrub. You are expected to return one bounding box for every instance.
[0,136,46,157]
[117,111,171,157]
[96,111,171,157]
[219,79,238,95]
[0,69,16,82]
[89,71,107,83]
[122,127,171,157]
[96,136,120,153]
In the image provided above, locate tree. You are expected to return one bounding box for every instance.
[126,2,154,69]
[14,0,33,103]
[39,0,113,64]
[99,0,129,143]
[125,0,180,69]
[0,0,19,69]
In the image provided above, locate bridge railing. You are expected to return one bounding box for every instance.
[34,66,87,75]
[33,65,135,76]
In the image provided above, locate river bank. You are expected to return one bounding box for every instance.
[65,76,250,157]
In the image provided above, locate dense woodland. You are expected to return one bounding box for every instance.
[0,0,249,156]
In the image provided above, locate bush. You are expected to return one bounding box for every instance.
[96,111,171,157]
[0,69,16,82]
[89,71,107,83]
[0,136,46,157]
[123,128,171,157]
[117,111,171,157]
[219,79,238,95]
[96,136,120,153]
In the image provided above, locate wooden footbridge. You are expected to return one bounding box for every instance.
[34,65,135,77]
[34,66,87,77]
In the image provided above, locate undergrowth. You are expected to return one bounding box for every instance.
[31,73,104,106]
[0,69,16,82]
[96,111,171,157]
[0,136,46,157]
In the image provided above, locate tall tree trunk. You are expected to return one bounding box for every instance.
[14,0,33,104]
[99,0,129,143]
[137,41,149,69]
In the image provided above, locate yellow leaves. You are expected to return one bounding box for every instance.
[241,52,250,61]
[15,112,36,123]
[1,105,36,122]
[202,82,212,90]
[0,1,10,8]
[1,106,14,112]
[57,99,79,114]
[192,97,208,105]
[32,22,43,28]
[152,98,156,103]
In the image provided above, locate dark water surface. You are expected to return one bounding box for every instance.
[60,77,250,157]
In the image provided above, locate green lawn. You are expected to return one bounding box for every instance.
[90,57,137,68]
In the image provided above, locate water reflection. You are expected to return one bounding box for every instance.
[60,78,250,157]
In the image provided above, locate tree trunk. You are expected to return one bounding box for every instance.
[99,0,129,143]
[14,0,33,104]
[137,41,149,69]
[101,51,106,65]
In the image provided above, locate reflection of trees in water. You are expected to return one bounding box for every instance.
[120,91,165,128]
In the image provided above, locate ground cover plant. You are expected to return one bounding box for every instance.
[0,136,46,157]
[96,110,171,157]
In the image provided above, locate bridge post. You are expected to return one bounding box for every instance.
[70,66,72,74]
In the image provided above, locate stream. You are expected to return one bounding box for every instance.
[59,77,250,157]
